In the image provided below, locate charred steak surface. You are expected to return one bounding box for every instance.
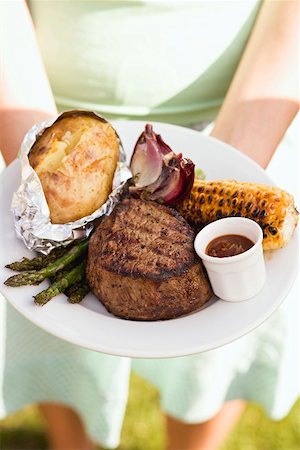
[86,197,212,320]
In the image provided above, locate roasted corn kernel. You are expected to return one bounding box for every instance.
[178,180,298,250]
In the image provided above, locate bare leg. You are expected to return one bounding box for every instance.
[39,403,96,450]
[166,400,246,450]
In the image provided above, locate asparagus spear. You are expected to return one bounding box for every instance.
[4,239,89,287]
[51,262,89,303]
[66,281,90,304]
[34,261,86,306]
[50,259,89,303]
[5,246,69,272]
[50,259,82,283]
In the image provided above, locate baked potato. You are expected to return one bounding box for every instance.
[29,111,120,224]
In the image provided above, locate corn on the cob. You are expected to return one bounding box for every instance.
[178,180,298,250]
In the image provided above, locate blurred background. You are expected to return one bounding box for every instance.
[0,374,299,450]
[0,1,299,449]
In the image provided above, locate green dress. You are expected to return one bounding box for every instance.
[1,2,299,447]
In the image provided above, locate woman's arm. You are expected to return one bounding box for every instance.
[0,0,57,164]
[211,0,299,169]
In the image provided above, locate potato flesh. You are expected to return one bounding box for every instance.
[33,125,92,176]
[29,115,119,223]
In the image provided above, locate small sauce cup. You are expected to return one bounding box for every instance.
[194,217,266,302]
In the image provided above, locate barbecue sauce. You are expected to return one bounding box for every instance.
[206,234,254,258]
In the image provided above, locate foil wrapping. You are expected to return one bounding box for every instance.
[11,111,131,254]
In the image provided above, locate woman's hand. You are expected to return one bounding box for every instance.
[0,0,57,164]
[211,0,299,169]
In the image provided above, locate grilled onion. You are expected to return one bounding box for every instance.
[130,124,195,206]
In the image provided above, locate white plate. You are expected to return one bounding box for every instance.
[0,121,298,358]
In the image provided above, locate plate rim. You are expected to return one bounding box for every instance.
[0,120,298,358]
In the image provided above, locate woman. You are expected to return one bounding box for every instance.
[0,1,299,449]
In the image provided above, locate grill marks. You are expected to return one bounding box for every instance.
[95,198,196,280]
[179,179,299,250]
[86,197,213,320]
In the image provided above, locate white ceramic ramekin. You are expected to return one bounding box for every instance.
[194,217,266,302]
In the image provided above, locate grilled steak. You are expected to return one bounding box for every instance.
[86,197,212,320]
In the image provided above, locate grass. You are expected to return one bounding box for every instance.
[0,374,299,450]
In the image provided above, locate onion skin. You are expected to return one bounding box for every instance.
[163,158,195,206]
[129,124,195,206]
[130,124,163,188]
[156,133,173,155]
